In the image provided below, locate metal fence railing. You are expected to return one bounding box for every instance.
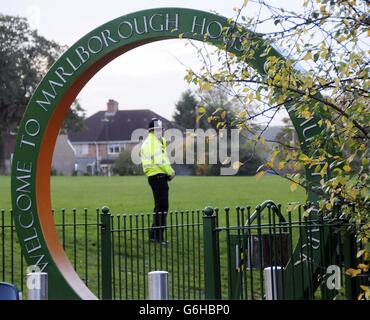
[0,208,102,298]
[0,207,206,300]
[202,203,367,300]
[0,203,367,300]
[108,209,204,300]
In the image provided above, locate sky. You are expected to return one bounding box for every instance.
[1,0,304,125]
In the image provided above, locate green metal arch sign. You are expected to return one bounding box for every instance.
[11,8,325,299]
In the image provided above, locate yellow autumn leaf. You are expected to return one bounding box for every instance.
[256,171,265,181]
[265,161,273,168]
[343,164,351,172]
[299,154,311,162]
[199,81,213,92]
[345,268,361,277]
[278,161,285,170]
[357,263,369,272]
[239,110,247,118]
[303,51,312,61]
[197,106,206,114]
[290,182,298,192]
[256,91,261,101]
[301,110,312,119]
[196,114,203,124]
[360,285,370,293]
[261,136,265,145]
[232,161,243,170]
[356,249,366,258]
[320,162,328,178]
[184,70,193,82]
[337,35,346,43]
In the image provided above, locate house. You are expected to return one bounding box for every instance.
[2,131,75,176]
[68,99,183,176]
[51,134,76,176]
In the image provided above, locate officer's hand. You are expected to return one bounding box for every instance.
[169,173,175,181]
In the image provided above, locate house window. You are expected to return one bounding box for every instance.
[75,144,89,156]
[108,144,121,154]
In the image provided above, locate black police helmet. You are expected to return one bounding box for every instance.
[148,118,163,131]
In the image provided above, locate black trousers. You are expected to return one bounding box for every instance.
[148,174,169,241]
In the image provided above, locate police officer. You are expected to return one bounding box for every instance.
[140,118,175,245]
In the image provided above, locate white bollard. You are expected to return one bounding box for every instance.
[148,271,168,300]
[264,266,283,300]
[27,272,48,300]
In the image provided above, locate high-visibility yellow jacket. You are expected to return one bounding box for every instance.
[140,132,175,177]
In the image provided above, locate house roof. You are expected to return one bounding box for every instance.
[69,109,183,143]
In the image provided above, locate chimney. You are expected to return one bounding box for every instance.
[106,99,119,115]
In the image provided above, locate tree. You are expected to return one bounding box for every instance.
[0,14,60,171]
[0,14,85,171]
[184,0,369,298]
[112,150,143,176]
[272,117,303,174]
[196,87,239,131]
[237,141,267,176]
[61,99,86,134]
[173,90,199,129]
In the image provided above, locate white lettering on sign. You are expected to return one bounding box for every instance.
[165,13,179,31]
[134,16,148,35]
[15,161,47,268]
[55,66,73,83]
[19,119,40,149]
[66,57,82,72]
[294,225,321,267]
[149,14,164,32]
[24,228,42,253]
[19,211,34,229]
[75,46,90,64]
[16,161,32,193]
[100,29,118,47]
[192,16,207,34]
[206,21,223,39]
[87,36,104,54]
[29,254,48,272]
[36,89,56,112]
[118,21,133,39]
[300,117,318,142]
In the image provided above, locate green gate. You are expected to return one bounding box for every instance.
[203,201,361,300]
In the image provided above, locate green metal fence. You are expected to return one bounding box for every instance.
[202,202,367,300]
[0,208,103,298]
[0,207,206,299]
[0,203,366,300]
[107,208,205,300]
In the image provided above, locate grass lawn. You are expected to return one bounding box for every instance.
[1,175,306,213]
